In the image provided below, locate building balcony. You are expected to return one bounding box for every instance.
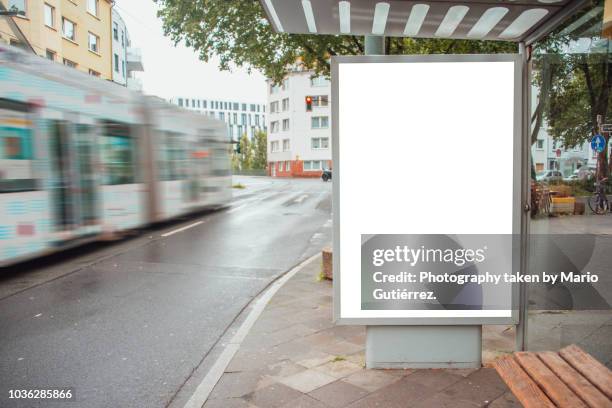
[127,47,144,72]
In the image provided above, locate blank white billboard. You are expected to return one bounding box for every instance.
[332,55,521,324]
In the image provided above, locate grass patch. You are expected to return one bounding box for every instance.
[232,183,246,189]
[332,356,346,362]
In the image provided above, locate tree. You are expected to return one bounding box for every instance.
[251,130,268,170]
[532,5,612,179]
[154,1,516,84]
[238,133,252,170]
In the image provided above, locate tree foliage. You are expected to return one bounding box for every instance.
[154,0,515,83]
[532,1,612,178]
[251,130,267,170]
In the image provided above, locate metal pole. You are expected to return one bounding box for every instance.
[516,41,531,351]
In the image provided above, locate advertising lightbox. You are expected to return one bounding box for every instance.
[332,55,521,325]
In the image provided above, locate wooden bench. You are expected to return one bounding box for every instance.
[494,344,612,408]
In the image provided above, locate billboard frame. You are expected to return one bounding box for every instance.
[331,54,523,326]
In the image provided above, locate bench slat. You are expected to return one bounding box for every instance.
[515,352,588,408]
[560,344,612,399]
[494,356,556,408]
[538,351,612,408]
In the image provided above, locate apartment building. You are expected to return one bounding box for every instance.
[267,70,331,177]
[111,9,143,90]
[0,0,113,79]
[170,97,266,141]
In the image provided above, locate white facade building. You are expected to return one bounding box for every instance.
[111,9,144,90]
[267,70,331,177]
[170,97,266,141]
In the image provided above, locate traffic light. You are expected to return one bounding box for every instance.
[305,96,312,112]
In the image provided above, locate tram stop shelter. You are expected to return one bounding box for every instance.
[258,0,593,369]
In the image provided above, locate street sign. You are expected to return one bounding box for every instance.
[591,134,606,153]
[332,55,519,326]
[601,124,612,132]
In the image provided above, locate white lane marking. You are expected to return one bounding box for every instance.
[294,194,309,204]
[183,253,320,408]
[161,221,204,237]
[226,204,247,214]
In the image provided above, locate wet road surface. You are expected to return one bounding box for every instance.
[0,176,332,408]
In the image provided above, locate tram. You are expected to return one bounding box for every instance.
[0,44,232,266]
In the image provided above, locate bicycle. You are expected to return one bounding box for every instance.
[588,177,609,214]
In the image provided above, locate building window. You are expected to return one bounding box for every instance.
[44,3,55,28]
[285,161,290,171]
[311,137,329,149]
[282,78,289,90]
[282,98,289,111]
[282,119,289,131]
[45,49,56,61]
[271,141,279,152]
[311,116,329,129]
[270,101,279,113]
[63,58,77,68]
[114,54,119,72]
[536,139,544,149]
[178,98,183,107]
[88,32,99,53]
[282,139,290,151]
[87,0,98,16]
[121,31,124,47]
[255,115,260,126]
[303,160,322,171]
[311,76,330,87]
[113,22,118,40]
[312,95,329,107]
[7,0,26,16]
[62,18,76,41]
[270,121,279,133]
[270,84,281,94]
[241,113,246,125]
[89,69,101,77]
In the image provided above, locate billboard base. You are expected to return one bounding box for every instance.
[365,325,482,369]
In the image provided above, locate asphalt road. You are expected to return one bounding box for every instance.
[0,176,332,408]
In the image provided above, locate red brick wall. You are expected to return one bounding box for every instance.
[268,160,332,178]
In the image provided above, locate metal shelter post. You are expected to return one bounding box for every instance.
[516,41,531,352]
[364,35,481,369]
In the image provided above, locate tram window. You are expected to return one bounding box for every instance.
[160,133,187,181]
[100,122,136,185]
[0,103,37,193]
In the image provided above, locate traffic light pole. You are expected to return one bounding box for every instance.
[363,35,482,369]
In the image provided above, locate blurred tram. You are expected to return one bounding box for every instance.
[0,44,232,266]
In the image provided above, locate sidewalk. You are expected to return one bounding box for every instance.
[203,255,520,408]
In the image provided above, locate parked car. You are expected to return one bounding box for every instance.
[322,169,332,182]
[536,170,563,183]
[564,174,579,182]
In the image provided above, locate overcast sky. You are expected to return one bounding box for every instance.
[113,0,267,104]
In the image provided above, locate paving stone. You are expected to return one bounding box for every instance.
[346,376,438,408]
[462,368,507,391]
[412,393,480,408]
[243,383,303,408]
[208,370,267,399]
[313,339,364,356]
[278,394,330,408]
[313,359,363,379]
[265,359,307,379]
[345,351,366,367]
[440,376,507,406]
[277,368,337,393]
[402,369,464,391]
[295,351,335,368]
[488,391,522,408]
[308,380,370,407]
[342,368,400,392]
[204,397,254,408]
